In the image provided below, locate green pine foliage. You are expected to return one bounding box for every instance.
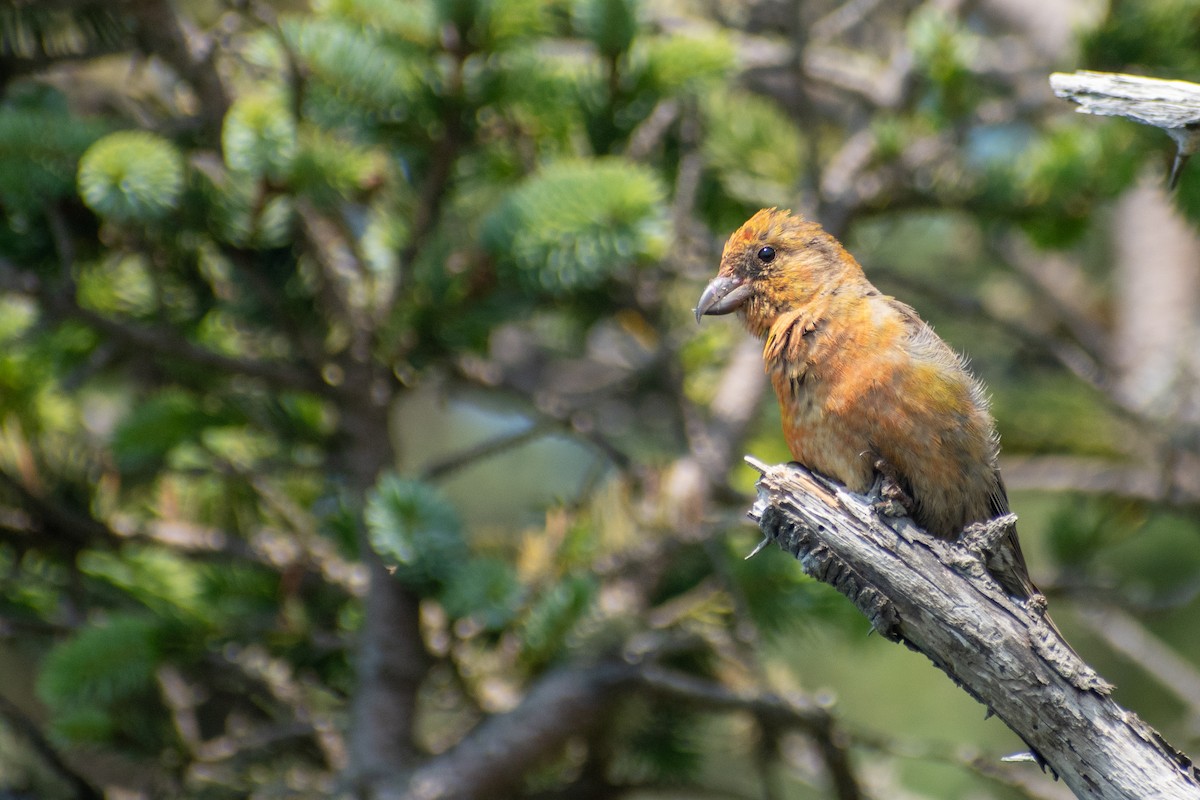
[2,1,1199,797]
[366,474,464,592]
[609,700,703,783]
[482,158,667,291]
[78,547,203,619]
[0,4,128,60]
[1011,122,1141,247]
[1081,0,1200,76]
[0,111,108,212]
[110,390,240,480]
[908,6,980,121]
[222,93,298,181]
[637,32,734,93]
[701,88,806,214]
[518,574,595,668]
[282,16,428,120]
[290,126,389,207]
[36,614,172,749]
[439,556,522,630]
[77,131,185,222]
[574,0,639,59]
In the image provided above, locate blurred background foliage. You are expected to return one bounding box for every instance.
[0,0,1199,798]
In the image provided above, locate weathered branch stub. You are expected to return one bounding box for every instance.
[1050,70,1200,187]
[746,457,1200,800]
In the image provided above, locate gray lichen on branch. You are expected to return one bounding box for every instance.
[744,457,1200,800]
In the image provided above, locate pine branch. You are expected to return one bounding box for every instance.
[397,663,637,800]
[0,258,331,397]
[746,458,1200,800]
[392,662,865,800]
[126,0,230,139]
[66,301,330,395]
[0,467,117,549]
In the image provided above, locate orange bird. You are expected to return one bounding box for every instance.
[696,208,1035,599]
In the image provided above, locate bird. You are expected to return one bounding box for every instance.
[695,207,1036,600]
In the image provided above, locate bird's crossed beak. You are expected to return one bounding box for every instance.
[694,275,752,323]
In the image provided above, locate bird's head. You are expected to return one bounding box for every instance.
[695,208,866,338]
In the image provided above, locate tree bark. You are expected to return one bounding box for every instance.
[746,458,1200,800]
[336,371,430,795]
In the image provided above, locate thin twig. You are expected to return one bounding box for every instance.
[0,693,105,800]
[420,423,553,482]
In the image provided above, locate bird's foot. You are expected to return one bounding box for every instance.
[869,459,914,518]
[958,514,1019,561]
[1024,591,1049,617]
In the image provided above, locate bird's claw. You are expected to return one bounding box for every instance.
[869,459,914,519]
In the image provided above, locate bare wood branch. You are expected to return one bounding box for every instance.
[389,660,867,800]
[747,458,1200,800]
[1050,71,1200,133]
[397,663,637,800]
[1050,70,1200,187]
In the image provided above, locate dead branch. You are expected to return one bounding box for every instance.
[746,458,1200,800]
[1050,70,1200,187]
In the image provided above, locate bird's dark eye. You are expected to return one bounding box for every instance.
[757,246,776,263]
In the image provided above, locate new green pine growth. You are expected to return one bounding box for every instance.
[75,254,156,318]
[481,49,582,153]
[317,0,438,42]
[637,34,734,93]
[484,0,555,47]
[77,131,184,222]
[574,0,638,59]
[223,94,298,181]
[365,473,464,592]
[198,168,295,249]
[482,158,667,292]
[0,301,61,420]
